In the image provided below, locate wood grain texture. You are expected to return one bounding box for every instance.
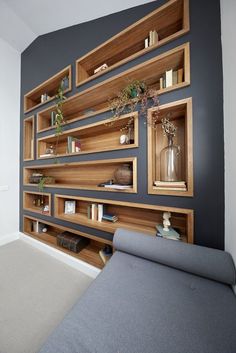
[23,191,51,216]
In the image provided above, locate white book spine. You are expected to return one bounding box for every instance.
[98,204,103,222]
[165,69,173,87]
[145,38,149,48]
[91,204,95,220]
[71,140,75,153]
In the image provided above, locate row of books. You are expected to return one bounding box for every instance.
[154,181,187,192]
[67,136,81,153]
[145,30,158,48]
[87,203,118,223]
[160,68,184,90]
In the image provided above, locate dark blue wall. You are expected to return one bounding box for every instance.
[20,0,224,249]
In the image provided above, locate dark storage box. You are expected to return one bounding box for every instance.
[57,231,89,253]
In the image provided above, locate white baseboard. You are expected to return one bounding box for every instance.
[0,232,20,246]
[19,232,100,279]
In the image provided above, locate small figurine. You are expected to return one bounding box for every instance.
[120,134,129,145]
[163,211,171,232]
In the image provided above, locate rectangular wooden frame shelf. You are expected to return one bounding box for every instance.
[23,215,112,269]
[23,115,34,161]
[23,157,137,193]
[76,0,189,86]
[37,43,190,133]
[54,194,194,243]
[37,112,138,159]
[24,65,72,113]
[23,191,51,216]
[148,98,193,197]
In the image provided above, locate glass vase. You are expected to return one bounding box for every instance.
[160,135,181,182]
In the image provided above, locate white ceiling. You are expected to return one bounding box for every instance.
[0,0,155,52]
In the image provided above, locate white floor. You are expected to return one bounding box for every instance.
[0,239,93,353]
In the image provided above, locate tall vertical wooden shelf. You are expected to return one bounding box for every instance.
[147,98,193,197]
[24,65,72,113]
[37,112,139,159]
[54,194,194,243]
[24,157,137,193]
[76,0,189,86]
[37,43,190,133]
[23,116,34,161]
[23,191,51,216]
[23,215,113,269]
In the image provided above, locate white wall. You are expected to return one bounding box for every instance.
[221,0,236,266]
[0,37,20,240]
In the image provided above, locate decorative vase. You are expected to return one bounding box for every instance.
[160,135,181,182]
[114,164,133,185]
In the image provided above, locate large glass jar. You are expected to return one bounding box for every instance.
[160,135,181,182]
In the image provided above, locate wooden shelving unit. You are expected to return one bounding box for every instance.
[23,215,113,269]
[37,112,138,159]
[54,194,194,243]
[23,191,51,216]
[24,65,72,113]
[37,43,190,133]
[24,157,137,193]
[147,98,193,196]
[76,0,189,86]
[23,116,34,161]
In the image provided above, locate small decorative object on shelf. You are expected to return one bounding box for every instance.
[109,80,159,128]
[41,93,50,103]
[119,134,129,145]
[99,245,113,264]
[57,231,89,253]
[42,204,50,214]
[40,145,55,158]
[114,163,133,185]
[64,200,76,215]
[159,117,181,183]
[94,63,108,75]
[156,212,180,241]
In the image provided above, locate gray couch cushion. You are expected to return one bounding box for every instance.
[114,228,236,285]
[38,251,236,353]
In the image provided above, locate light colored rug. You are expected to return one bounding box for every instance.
[0,239,93,353]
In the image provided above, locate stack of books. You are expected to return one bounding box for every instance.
[156,224,181,241]
[154,181,187,192]
[104,184,132,190]
[159,68,184,90]
[102,214,118,223]
[144,30,158,48]
[67,136,81,154]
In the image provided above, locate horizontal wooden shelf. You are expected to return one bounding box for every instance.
[54,194,194,243]
[24,65,72,113]
[76,0,189,86]
[37,43,190,133]
[23,157,137,193]
[23,191,51,216]
[148,98,193,196]
[23,116,34,161]
[23,215,112,269]
[37,112,138,159]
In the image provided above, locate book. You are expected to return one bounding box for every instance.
[156,224,180,240]
[154,181,186,188]
[40,153,55,158]
[51,111,56,126]
[102,214,118,223]
[149,31,153,46]
[98,204,103,222]
[94,63,108,74]
[91,204,98,221]
[173,70,178,85]
[159,77,164,90]
[152,30,159,45]
[165,69,173,87]
[144,38,149,48]
[87,205,91,219]
[104,184,132,190]
[177,68,184,83]
[155,187,187,191]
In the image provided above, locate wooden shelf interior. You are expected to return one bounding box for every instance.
[24,116,34,160]
[148,98,193,196]
[76,0,189,85]
[37,43,190,133]
[23,216,112,269]
[23,191,51,216]
[37,113,138,159]
[54,194,193,243]
[24,157,137,193]
[24,65,72,113]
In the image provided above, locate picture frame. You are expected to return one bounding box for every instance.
[64,200,76,214]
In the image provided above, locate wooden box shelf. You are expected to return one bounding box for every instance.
[147,98,193,196]
[23,215,113,269]
[37,112,138,159]
[37,43,190,133]
[23,191,51,216]
[24,65,72,113]
[54,194,194,243]
[76,0,189,86]
[23,157,137,193]
[23,116,34,161]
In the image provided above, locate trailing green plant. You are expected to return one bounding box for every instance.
[108,79,160,129]
[38,176,54,192]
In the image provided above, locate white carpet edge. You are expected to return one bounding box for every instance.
[19,232,100,279]
[0,232,20,246]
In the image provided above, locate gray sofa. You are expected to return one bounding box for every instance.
[39,229,236,353]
